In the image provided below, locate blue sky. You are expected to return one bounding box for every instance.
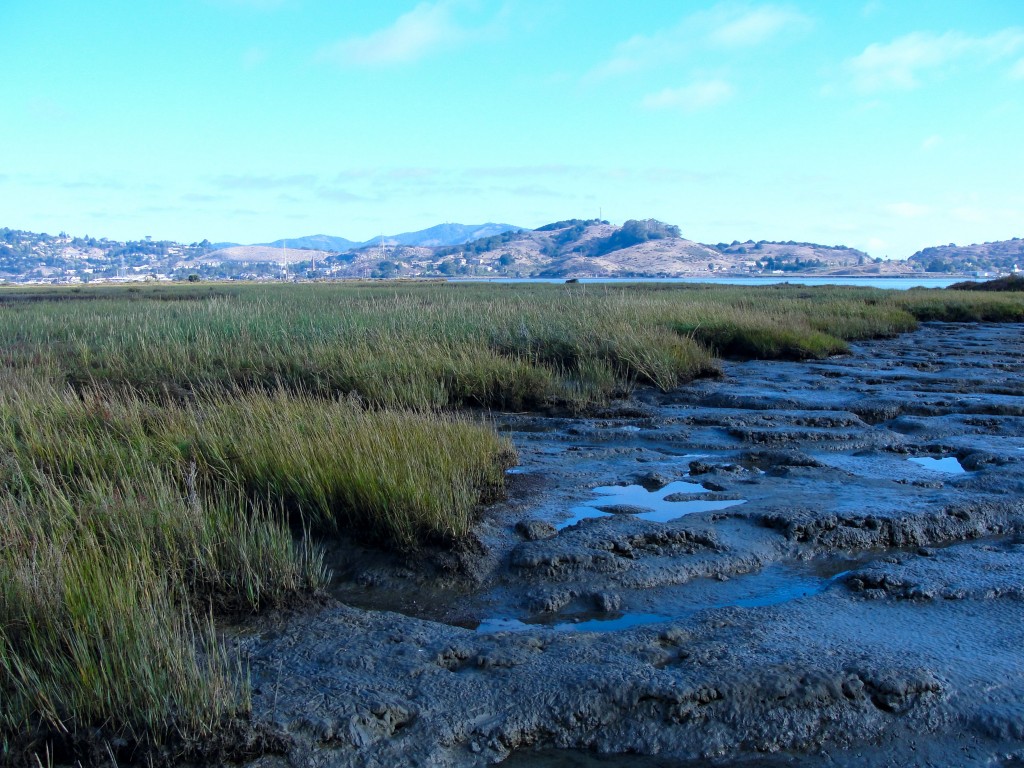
[1,0,1021,257]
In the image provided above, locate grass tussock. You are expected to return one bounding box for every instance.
[1,279,1022,760]
[0,469,248,760]
[898,286,1024,322]
[0,379,512,760]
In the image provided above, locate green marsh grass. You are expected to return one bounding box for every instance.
[0,379,511,759]
[0,468,246,759]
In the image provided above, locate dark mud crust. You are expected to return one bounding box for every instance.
[6,718,289,768]
[170,323,1024,767]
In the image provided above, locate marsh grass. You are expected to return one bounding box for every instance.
[2,279,1022,760]
[0,469,247,760]
[6,281,1016,410]
[0,379,511,760]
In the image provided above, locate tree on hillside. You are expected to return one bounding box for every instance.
[587,219,681,257]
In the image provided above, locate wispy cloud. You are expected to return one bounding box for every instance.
[212,174,317,190]
[507,184,566,198]
[921,135,943,151]
[589,3,810,80]
[861,1,883,18]
[61,179,125,191]
[332,164,721,187]
[1012,57,1024,80]
[642,79,735,111]
[319,1,501,67]
[886,201,930,218]
[847,28,1024,92]
[315,186,364,202]
[210,0,287,10]
[182,193,225,203]
[464,164,591,180]
[708,5,810,47]
[951,205,988,224]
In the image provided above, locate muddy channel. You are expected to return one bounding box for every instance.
[239,322,1024,768]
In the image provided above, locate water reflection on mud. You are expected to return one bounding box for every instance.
[557,481,746,529]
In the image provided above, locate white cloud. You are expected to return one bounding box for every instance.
[861,1,883,18]
[951,206,988,224]
[642,79,735,111]
[847,28,1024,92]
[588,3,810,80]
[212,174,317,190]
[320,1,492,67]
[708,5,810,47]
[315,187,364,202]
[211,0,287,9]
[1012,57,1024,80]
[886,202,930,218]
[921,135,943,151]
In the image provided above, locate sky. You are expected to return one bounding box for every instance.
[1,1,1022,258]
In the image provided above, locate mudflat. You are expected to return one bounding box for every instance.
[239,322,1024,768]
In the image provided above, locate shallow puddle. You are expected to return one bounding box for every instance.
[557,481,746,529]
[909,456,966,474]
[476,612,671,634]
[474,561,854,634]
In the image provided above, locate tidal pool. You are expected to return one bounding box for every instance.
[909,456,966,474]
[557,481,746,529]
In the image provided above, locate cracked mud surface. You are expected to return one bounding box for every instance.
[238,323,1024,768]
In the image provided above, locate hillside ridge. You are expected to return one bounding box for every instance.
[3,223,1019,283]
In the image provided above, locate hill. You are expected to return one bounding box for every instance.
[256,224,520,253]
[424,218,723,278]
[199,245,335,265]
[260,235,359,252]
[17,221,1024,283]
[711,240,915,276]
[317,219,738,278]
[908,238,1024,275]
[381,222,520,248]
[330,220,915,279]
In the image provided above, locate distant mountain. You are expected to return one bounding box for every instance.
[260,235,359,252]
[381,222,520,248]
[908,238,1024,274]
[255,224,520,253]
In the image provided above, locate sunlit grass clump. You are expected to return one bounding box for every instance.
[0,482,244,755]
[0,378,513,761]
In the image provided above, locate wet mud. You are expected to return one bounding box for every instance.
[238,323,1024,768]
